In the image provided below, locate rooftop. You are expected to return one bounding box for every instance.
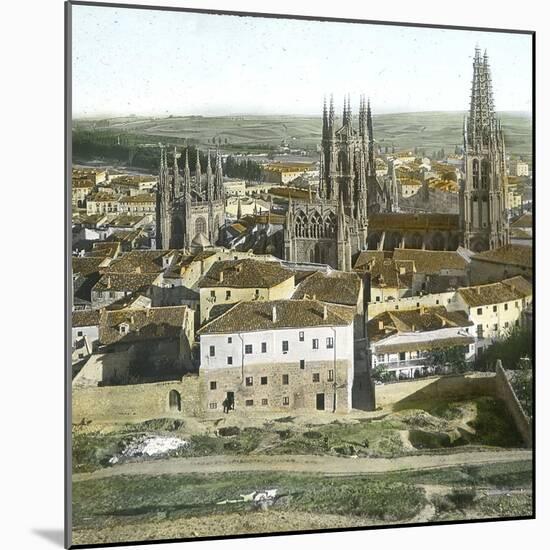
[72,309,101,328]
[198,299,355,335]
[457,276,532,307]
[87,241,121,259]
[119,194,156,204]
[368,213,459,231]
[72,256,108,277]
[106,250,175,274]
[292,270,362,306]
[199,258,294,289]
[393,249,469,274]
[93,272,160,293]
[89,192,121,202]
[472,245,532,269]
[510,213,533,229]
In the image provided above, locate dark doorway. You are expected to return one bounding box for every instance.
[226,391,235,411]
[168,390,181,412]
[316,393,325,411]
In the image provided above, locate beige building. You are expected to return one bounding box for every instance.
[118,194,157,215]
[469,245,532,284]
[110,174,157,194]
[262,163,314,184]
[509,160,529,177]
[198,299,355,413]
[72,179,95,209]
[198,258,295,323]
[87,192,122,215]
[73,167,107,185]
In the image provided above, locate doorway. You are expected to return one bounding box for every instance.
[226,391,235,411]
[168,390,181,412]
[316,393,325,411]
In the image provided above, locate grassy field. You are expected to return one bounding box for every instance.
[73,111,532,160]
[72,460,532,545]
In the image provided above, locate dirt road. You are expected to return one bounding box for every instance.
[74,449,532,482]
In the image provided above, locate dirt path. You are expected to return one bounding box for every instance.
[74,449,531,482]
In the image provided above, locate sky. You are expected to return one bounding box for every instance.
[71,4,533,118]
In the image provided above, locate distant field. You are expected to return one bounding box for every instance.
[74,111,532,161]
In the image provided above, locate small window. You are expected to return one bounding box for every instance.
[504,303,509,311]
[255,289,260,297]
[377,354,385,362]
[326,337,334,349]
[300,359,305,369]
[78,353,84,359]
[493,324,498,331]
[261,342,267,353]
[505,321,509,328]
[282,340,289,352]
[477,308,483,315]
[515,301,519,308]
[227,336,232,344]
[282,374,289,385]
[376,296,380,302]
[77,331,83,337]
[245,399,254,407]
[209,345,215,357]
[210,290,216,298]
[261,398,268,406]
[210,381,217,390]
[209,402,217,409]
[299,331,304,342]
[436,300,440,305]
[245,344,253,354]
[261,376,268,385]
[227,356,233,365]
[493,305,498,313]
[328,369,334,382]
[312,373,320,383]
[226,290,231,300]
[399,352,406,361]
[245,377,253,386]
[283,396,289,406]
[312,338,319,350]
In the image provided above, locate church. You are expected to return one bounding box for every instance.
[284,48,509,270]
[156,146,226,251]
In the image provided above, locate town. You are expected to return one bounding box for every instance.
[70,47,533,544]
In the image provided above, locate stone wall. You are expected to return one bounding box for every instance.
[72,375,203,423]
[494,363,532,447]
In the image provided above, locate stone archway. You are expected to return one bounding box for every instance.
[168,389,181,412]
[367,232,381,250]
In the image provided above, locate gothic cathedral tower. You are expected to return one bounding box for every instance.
[460,47,509,252]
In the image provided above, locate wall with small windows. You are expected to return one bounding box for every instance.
[368,291,455,317]
[199,323,354,413]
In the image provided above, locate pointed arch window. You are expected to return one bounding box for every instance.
[472,159,480,189]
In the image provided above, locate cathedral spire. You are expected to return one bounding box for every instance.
[214,148,224,200]
[322,95,328,138]
[366,98,375,175]
[195,148,202,192]
[183,148,191,196]
[328,94,335,134]
[172,146,179,199]
[206,149,214,201]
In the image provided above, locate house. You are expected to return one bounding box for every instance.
[72,309,101,365]
[449,276,532,352]
[91,272,161,308]
[72,256,111,309]
[197,299,355,413]
[105,249,177,275]
[118,194,157,215]
[198,258,295,322]
[469,245,532,284]
[86,192,122,215]
[72,179,95,209]
[109,174,157,195]
[368,306,474,379]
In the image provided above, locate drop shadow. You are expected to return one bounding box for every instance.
[32,528,65,547]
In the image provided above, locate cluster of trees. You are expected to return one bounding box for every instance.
[432,148,447,160]
[224,155,263,181]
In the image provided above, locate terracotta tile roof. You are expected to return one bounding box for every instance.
[368,258,415,289]
[93,272,160,293]
[376,335,475,354]
[472,245,532,269]
[72,257,107,277]
[72,309,101,328]
[89,192,121,202]
[106,250,175,274]
[368,306,472,343]
[199,259,294,289]
[393,249,468,274]
[457,276,532,307]
[99,306,189,345]
[354,251,387,270]
[368,213,459,231]
[119,194,156,203]
[87,242,121,259]
[72,179,94,189]
[292,270,361,306]
[510,213,532,229]
[199,299,355,335]
[107,229,143,244]
[108,215,147,228]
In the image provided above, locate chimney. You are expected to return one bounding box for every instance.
[323,305,328,320]
[411,323,416,331]
[106,276,111,289]
[218,270,224,283]
[378,320,384,331]
[272,305,277,323]
[399,266,406,275]
[476,287,481,295]
[135,266,141,274]
[129,315,134,324]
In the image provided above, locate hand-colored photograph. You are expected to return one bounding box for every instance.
[67,2,534,547]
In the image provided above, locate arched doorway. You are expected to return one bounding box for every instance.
[168,390,181,412]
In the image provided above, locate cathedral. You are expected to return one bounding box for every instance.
[284,95,392,270]
[156,146,226,250]
[459,47,510,252]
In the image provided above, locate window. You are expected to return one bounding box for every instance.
[261,376,268,385]
[505,321,509,328]
[282,340,289,352]
[227,337,232,344]
[209,345,215,357]
[493,324,498,331]
[300,359,305,369]
[312,373,320,383]
[399,352,406,361]
[377,354,385,362]
[245,377,253,386]
[226,290,231,300]
[504,303,509,311]
[283,396,290,406]
[227,356,233,365]
[245,399,254,407]
[328,369,334,382]
[261,398,268,406]
[493,305,498,313]
[245,344,253,354]
[210,381,217,390]
[210,290,216,300]
[376,296,380,302]
[436,300,440,305]
[282,374,289,385]
[209,402,217,409]
[326,337,334,349]
[515,301,519,309]
[77,331,83,337]
[261,342,267,353]
[255,289,260,298]
[477,308,483,315]
[299,331,304,342]
[312,338,319,350]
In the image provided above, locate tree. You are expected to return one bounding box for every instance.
[371,364,396,383]
[474,324,532,372]
[426,345,468,374]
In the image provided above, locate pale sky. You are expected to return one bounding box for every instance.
[71,4,533,118]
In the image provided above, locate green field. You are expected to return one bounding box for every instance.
[73,111,532,161]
